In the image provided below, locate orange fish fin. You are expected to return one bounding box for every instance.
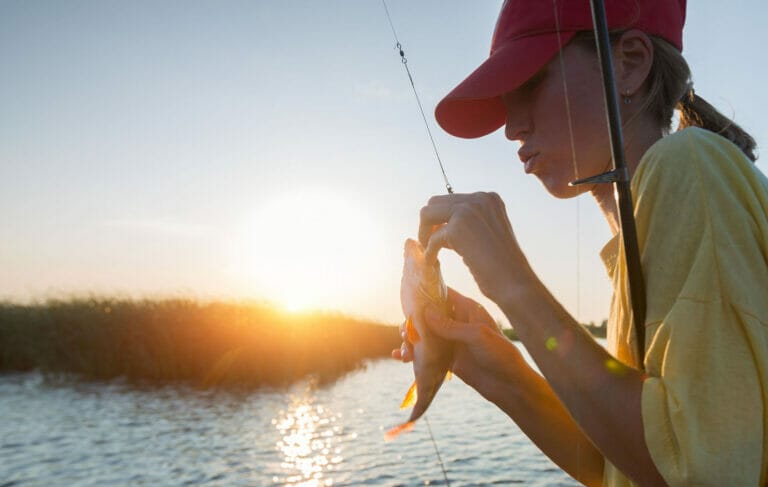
[384,421,415,442]
[405,315,420,344]
[399,380,418,409]
[444,370,452,381]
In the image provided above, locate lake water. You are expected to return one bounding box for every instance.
[1,343,580,486]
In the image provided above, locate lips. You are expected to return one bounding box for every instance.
[518,149,539,174]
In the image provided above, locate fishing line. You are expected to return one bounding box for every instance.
[551,1,582,327]
[552,0,584,472]
[424,416,451,487]
[551,0,583,322]
[381,0,454,195]
[381,2,452,486]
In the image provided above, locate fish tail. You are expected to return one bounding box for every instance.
[384,421,415,441]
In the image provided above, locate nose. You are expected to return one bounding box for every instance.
[502,95,531,142]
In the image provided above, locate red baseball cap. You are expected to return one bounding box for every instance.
[435,0,687,139]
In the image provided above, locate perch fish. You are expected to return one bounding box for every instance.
[385,238,453,440]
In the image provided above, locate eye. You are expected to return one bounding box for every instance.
[501,67,548,109]
[518,68,548,95]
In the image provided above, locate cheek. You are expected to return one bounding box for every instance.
[536,82,604,160]
[570,88,607,133]
[568,96,612,172]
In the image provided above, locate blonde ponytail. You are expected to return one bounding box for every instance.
[648,37,757,162]
[677,86,757,161]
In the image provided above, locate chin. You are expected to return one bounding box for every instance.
[537,176,582,199]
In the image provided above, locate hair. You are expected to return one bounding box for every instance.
[572,31,758,162]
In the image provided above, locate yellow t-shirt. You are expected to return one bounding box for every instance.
[601,127,768,486]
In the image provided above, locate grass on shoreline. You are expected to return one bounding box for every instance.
[0,298,607,389]
[0,298,401,389]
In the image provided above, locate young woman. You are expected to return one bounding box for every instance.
[393,1,768,485]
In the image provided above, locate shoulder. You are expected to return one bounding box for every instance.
[637,127,753,179]
[645,126,736,155]
[632,127,760,195]
[632,128,768,311]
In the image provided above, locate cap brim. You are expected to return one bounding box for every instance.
[435,31,576,139]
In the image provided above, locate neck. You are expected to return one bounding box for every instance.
[590,120,663,236]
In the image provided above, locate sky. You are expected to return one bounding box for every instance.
[2,0,767,326]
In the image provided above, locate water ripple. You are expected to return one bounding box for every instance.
[0,350,579,486]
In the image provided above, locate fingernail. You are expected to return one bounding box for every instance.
[400,345,407,357]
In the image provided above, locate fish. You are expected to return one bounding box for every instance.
[385,238,453,441]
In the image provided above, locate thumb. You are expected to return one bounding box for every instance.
[424,304,471,342]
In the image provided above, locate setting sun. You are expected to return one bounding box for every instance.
[230,188,384,313]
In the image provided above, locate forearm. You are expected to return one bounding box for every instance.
[500,281,666,486]
[479,342,604,486]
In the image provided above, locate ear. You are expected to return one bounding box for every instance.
[613,29,653,98]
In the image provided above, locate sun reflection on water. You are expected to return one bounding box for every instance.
[272,394,345,486]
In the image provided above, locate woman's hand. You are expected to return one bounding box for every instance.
[392,289,609,485]
[418,192,533,306]
[392,287,524,400]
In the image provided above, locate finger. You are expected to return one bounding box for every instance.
[419,192,495,243]
[424,304,473,342]
[391,346,413,362]
[418,202,453,248]
[424,193,477,206]
[399,341,414,362]
[446,287,475,322]
[446,287,495,324]
[392,331,414,357]
[448,287,477,308]
[424,224,453,265]
[469,301,496,325]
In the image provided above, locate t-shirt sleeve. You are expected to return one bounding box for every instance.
[631,130,765,486]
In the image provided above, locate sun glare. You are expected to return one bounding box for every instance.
[231,188,383,314]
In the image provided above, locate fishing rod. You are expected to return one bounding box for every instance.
[381,2,453,486]
[570,0,647,368]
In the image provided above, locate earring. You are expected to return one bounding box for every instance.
[623,89,632,105]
